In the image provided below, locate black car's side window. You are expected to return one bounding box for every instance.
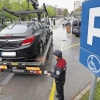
[32,25,38,33]
[38,23,44,29]
[35,22,41,31]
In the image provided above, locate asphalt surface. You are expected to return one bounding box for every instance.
[0,48,53,100]
[0,19,92,100]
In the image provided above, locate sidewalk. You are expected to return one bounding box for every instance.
[74,78,100,100]
[52,24,92,100]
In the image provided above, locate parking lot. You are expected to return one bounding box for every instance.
[0,20,93,100]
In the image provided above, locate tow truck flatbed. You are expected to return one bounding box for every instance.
[0,36,53,74]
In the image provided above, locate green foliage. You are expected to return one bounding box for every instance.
[46,5,56,18]
[40,5,57,18]
[80,81,100,100]
[63,9,68,17]
[75,6,82,11]
[0,0,36,22]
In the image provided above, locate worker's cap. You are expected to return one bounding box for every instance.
[53,50,62,58]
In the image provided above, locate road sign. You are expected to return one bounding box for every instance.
[80,0,100,77]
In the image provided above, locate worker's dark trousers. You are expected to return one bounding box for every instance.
[56,81,64,100]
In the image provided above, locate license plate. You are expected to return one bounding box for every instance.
[1,52,16,57]
[11,62,18,66]
[12,69,25,73]
[74,29,77,31]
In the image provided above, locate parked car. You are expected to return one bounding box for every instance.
[0,21,52,59]
[72,19,81,36]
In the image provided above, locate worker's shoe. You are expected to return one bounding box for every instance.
[55,94,60,98]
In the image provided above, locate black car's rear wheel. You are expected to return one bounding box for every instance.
[40,42,44,55]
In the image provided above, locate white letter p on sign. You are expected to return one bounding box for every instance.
[87,7,100,45]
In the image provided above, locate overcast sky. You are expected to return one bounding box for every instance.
[38,0,84,12]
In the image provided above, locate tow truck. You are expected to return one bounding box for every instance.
[0,36,52,74]
[0,0,53,74]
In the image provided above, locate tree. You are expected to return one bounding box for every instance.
[46,5,56,18]
[75,6,82,11]
[63,9,68,17]
[0,0,36,21]
[0,0,12,22]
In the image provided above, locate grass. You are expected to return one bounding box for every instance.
[80,80,100,100]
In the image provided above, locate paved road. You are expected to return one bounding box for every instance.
[0,48,53,100]
[0,19,92,100]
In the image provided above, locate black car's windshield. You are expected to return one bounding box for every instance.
[73,21,78,26]
[0,24,27,34]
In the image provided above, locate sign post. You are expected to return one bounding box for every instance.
[80,0,100,99]
[89,74,97,100]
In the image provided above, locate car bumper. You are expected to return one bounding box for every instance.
[72,31,80,35]
[0,45,38,59]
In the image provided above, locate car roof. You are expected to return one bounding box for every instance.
[73,19,81,22]
[17,21,35,25]
[7,21,37,28]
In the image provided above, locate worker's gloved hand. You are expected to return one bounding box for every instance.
[47,73,51,76]
[48,71,52,74]
[47,71,53,76]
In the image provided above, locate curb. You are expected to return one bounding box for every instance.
[49,80,56,100]
[74,78,100,100]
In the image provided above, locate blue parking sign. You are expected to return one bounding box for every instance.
[79,0,100,77]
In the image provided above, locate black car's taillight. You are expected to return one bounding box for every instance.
[22,37,35,46]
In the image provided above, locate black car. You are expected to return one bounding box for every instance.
[0,21,51,59]
[72,19,81,36]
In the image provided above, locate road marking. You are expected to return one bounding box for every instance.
[0,73,14,86]
[61,43,80,51]
[49,80,56,100]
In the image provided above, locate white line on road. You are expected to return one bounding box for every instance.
[0,73,14,86]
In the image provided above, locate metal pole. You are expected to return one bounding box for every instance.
[44,13,46,25]
[89,74,97,100]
